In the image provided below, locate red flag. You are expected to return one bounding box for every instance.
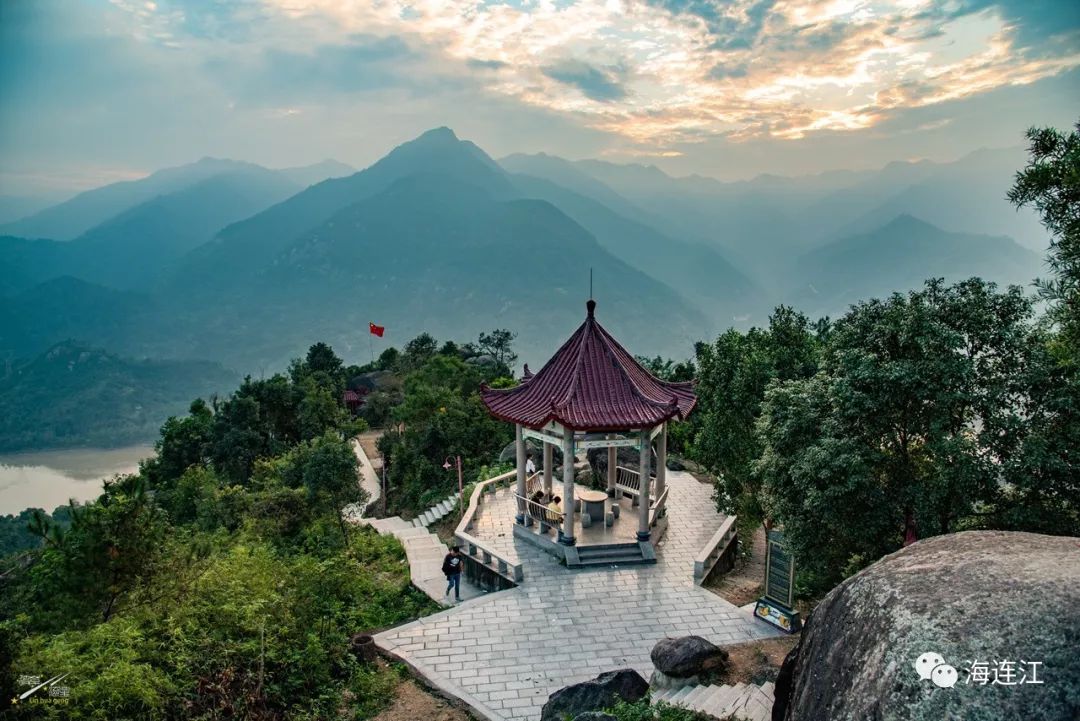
[369,322,385,337]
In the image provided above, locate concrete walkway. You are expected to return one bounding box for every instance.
[365,516,485,606]
[343,436,382,523]
[375,469,782,721]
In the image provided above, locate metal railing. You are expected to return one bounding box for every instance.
[454,469,524,584]
[693,515,737,583]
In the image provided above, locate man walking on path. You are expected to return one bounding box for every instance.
[442,545,463,602]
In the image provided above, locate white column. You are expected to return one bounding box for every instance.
[606,441,616,497]
[543,441,553,498]
[637,428,651,541]
[656,422,667,504]
[561,430,576,545]
[515,424,526,524]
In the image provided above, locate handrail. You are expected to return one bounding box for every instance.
[615,465,655,497]
[525,471,543,497]
[693,515,737,582]
[648,486,669,527]
[515,493,564,526]
[454,469,524,583]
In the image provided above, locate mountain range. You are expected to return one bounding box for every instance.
[0,127,1047,389]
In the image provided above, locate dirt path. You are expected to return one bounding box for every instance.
[370,678,477,721]
[358,429,384,467]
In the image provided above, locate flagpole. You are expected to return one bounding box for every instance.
[368,329,374,366]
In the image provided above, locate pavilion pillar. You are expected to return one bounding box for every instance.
[560,430,576,545]
[606,439,616,497]
[637,428,651,542]
[656,423,667,515]
[515,424,526,524]
[543,441,553,498]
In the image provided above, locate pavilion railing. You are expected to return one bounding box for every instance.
[648,486,669,527]
[615,465,654,501]
[525,471,543,498]
[515,494,564,534]
[454,469,524,585]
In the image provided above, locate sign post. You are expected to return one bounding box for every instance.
[754,529,802,633]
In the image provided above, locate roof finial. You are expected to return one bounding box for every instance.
[586,298,596,318]
[589,267,593,300]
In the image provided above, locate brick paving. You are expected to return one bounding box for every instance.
[375,469,782,721]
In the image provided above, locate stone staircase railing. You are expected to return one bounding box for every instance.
[455,470,524,585]
[693,515,737,583]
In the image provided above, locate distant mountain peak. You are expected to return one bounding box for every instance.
[415,126,459,143]
[884,213,935,231]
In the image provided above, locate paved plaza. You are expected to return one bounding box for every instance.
[375,468,782,721]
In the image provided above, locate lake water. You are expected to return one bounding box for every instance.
[0,445,155,516]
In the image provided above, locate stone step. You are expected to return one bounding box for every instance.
[411,518,423,528]
[666,685,695,706]
[694,684,728,713]
[681,685,709,706]
[420,511,433,526]
[699,684,737,716]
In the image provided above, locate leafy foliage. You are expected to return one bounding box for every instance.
[754,279,1079,594]
[0,342,433,720]
[1009,119,1080,359]
[377,333,516,514]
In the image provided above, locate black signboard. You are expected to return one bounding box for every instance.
[754,529,801,633]
[764,530,795,609]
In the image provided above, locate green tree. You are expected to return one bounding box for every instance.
[1008,119,1080,357]
[25,475,167,628]
[692,306,818,525]
[297,379,347,441]
[756,280,1052,594]
[400,333,438,371]
[284,433,364,544]
[477,329,518,373]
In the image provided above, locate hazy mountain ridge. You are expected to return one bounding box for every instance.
[0,341,237,451]
[0,128,1050,378]
[788,214,1043,317]
[0,157,351,241]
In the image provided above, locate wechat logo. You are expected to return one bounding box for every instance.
[915,652,958,688]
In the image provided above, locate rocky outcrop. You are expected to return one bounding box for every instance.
[650,635,731,688]
[775,531,1080,721]
[540,669,649,721]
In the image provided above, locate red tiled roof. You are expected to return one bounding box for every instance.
[480,300,696,431]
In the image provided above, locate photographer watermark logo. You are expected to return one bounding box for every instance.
[915,652,1045,689]
[12,673,71,705]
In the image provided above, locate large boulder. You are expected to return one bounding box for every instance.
[775,531,1080,721]
[650,636,730,687]
[540,669,649,721]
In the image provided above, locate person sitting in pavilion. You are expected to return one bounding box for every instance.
[547,495,563,522]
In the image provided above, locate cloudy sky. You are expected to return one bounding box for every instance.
[1,0,1078,194]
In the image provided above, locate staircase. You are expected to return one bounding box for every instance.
[651,681,775,721]
[565,542,656,568]
[361,515,481,606]
[411,492,462,528]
